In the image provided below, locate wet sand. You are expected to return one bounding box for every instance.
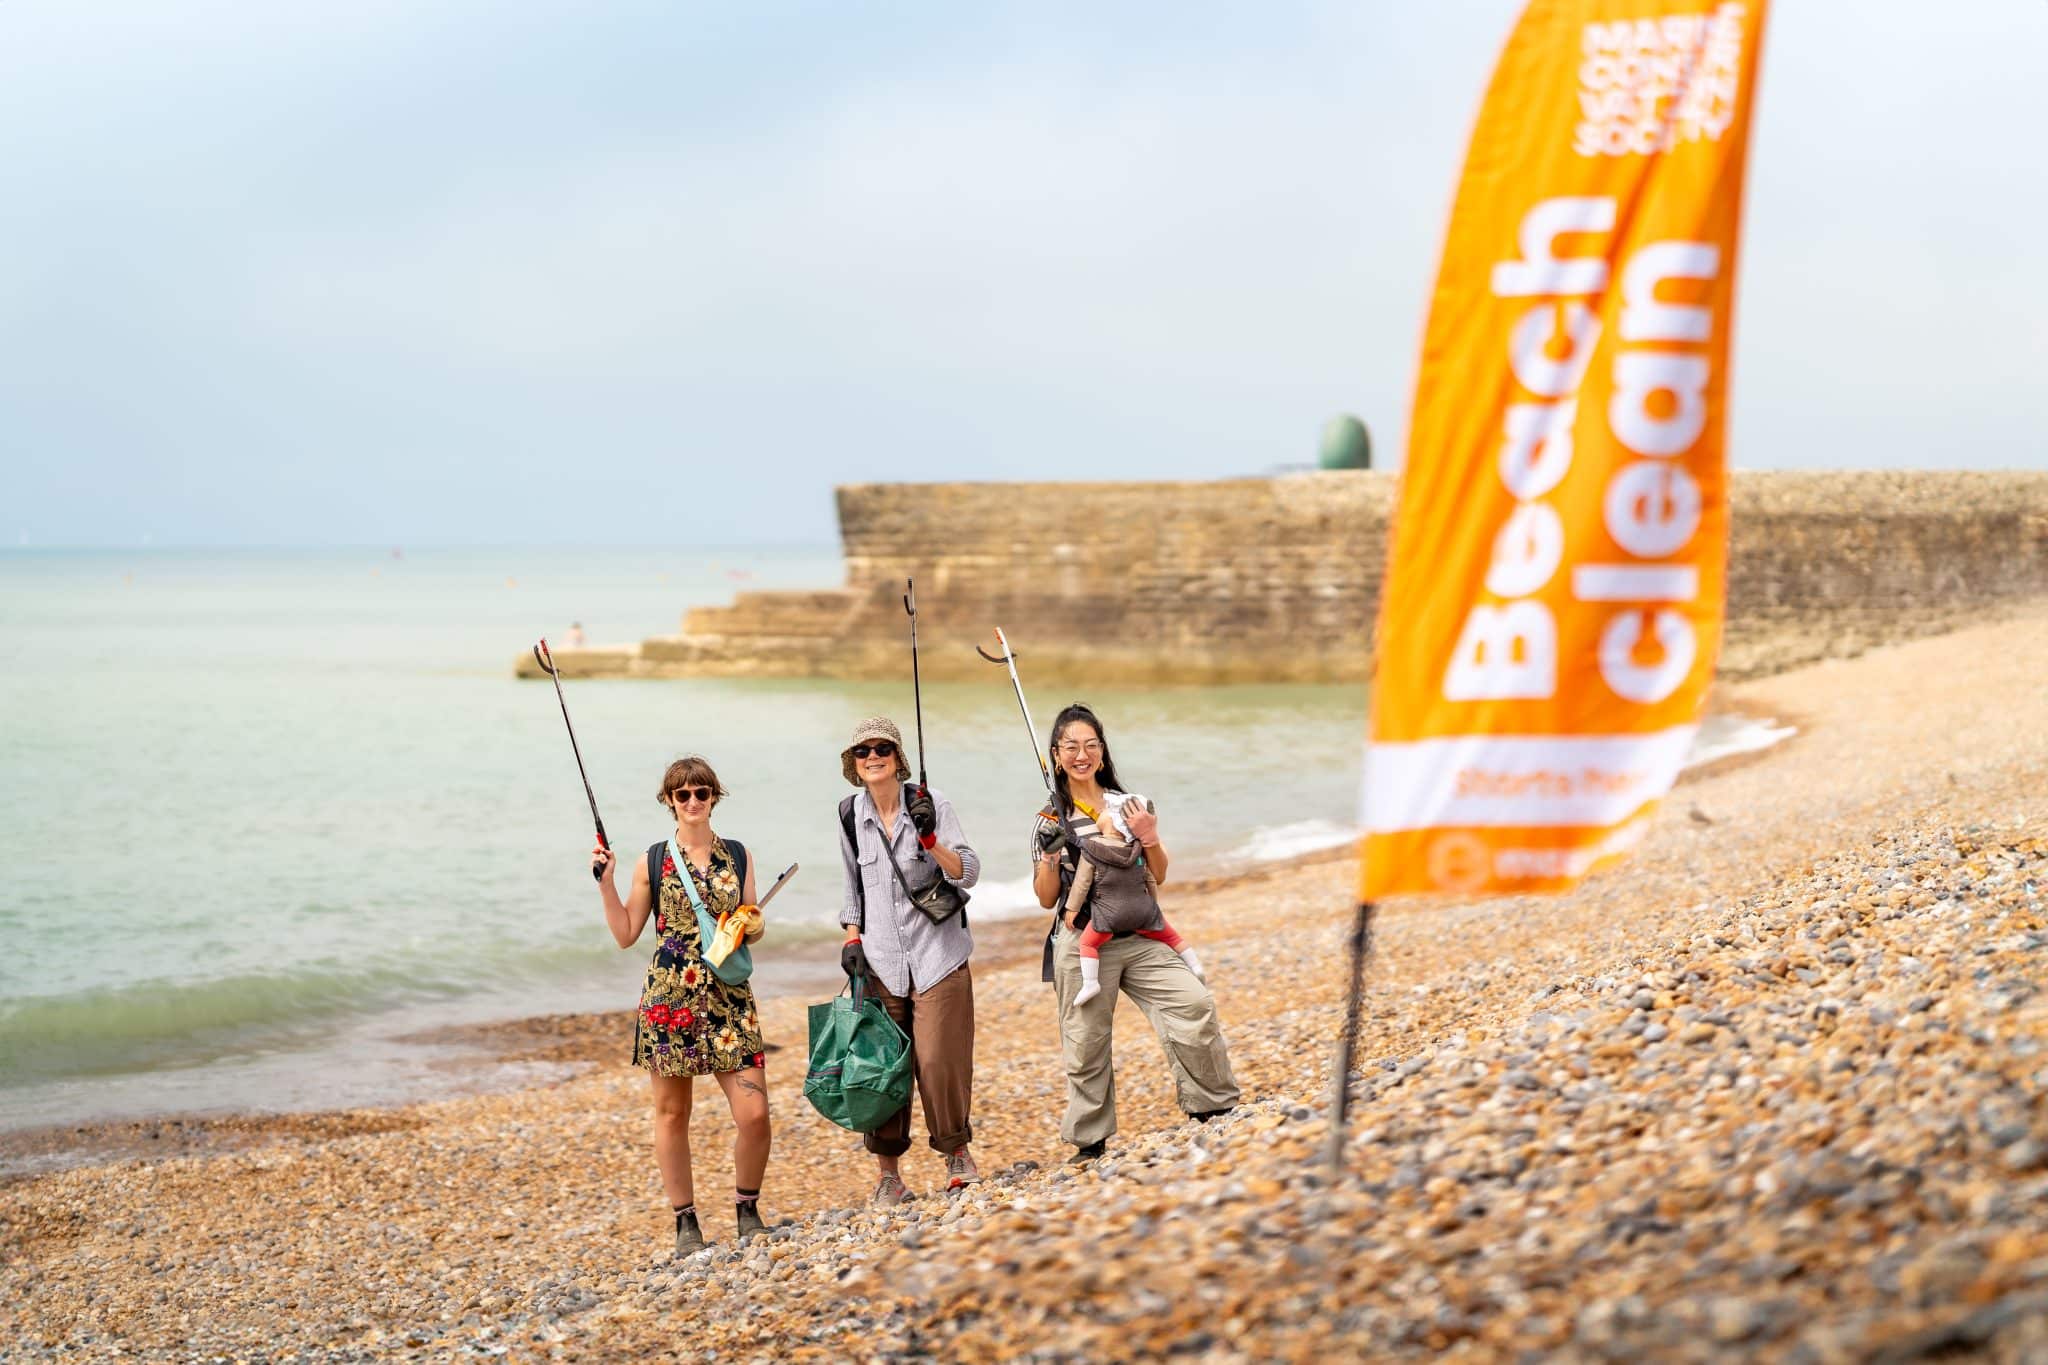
[6,603,2047,1361]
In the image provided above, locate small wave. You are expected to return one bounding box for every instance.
[1686,716,1796,768]
[1214,818,1361,866]
[0,916,863,1090]
[963,876,1051,922]
[759,918,847,945]
[0,932,629,1088]
[0,966,464,1088]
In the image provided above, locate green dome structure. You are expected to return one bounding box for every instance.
[1318,414,1372,470]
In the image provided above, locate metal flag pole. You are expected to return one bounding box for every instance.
[1324,899,1378,1175]
[1326,649,1385,1176]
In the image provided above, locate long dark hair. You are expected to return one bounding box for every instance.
[1049,702,1127,815]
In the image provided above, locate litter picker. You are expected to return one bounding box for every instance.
[903,579,929,790]
[975,627,1092,867]
[532,638,610,881]
[756,862,799,910]
[975,627,1054,795]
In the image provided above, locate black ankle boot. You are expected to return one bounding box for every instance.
[736,1199,767,1241]
[674,1206,706,1256]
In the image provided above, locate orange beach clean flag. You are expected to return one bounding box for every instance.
[1361,0,1770,900]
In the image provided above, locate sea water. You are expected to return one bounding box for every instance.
[0,547,1784,1134]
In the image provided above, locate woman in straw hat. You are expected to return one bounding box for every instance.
[835,716,983,1205]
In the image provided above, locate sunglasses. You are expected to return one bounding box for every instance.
[669,785,715,805]
[850,741,898,760]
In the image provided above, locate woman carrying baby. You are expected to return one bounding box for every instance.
[1066,793,1203,1005]
[1029,703,1239,1162]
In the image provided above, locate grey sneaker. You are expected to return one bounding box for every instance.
[945,1148,982,1190]
[674,1207,706,1257]
[871,1172,911,1207]
[735,1200,767,1241]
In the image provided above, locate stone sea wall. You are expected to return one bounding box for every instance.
[518,470,2048,685]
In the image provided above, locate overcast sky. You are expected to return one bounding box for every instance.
[3,1,2043,547]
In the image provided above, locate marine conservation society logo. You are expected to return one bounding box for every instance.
[1425,821,1653,893]
[1425,832,1493,894]
[1575,4,1748,158]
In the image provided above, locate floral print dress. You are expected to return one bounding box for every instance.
[632,837,765,1076]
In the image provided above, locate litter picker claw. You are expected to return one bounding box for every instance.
[975,628,1054,796]
[532,638,610,881]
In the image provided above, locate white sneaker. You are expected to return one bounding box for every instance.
[1180,948,1205,980]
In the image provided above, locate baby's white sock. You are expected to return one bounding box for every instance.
[1179,947,1205,980]
[1074,955,1103,1005]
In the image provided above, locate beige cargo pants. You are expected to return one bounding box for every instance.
[1051,926,1240,1146]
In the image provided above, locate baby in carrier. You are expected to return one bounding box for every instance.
[1069,795,1203,1006]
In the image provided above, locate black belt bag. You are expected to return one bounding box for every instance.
[879,838,968,926]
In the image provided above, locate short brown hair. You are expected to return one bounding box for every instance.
[656,755,727,809]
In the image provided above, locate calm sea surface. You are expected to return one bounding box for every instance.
[0,547,1775,1136]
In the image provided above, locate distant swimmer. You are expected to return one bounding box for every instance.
[564,622,587,647]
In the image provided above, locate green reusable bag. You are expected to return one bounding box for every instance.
[803,977,912,1133]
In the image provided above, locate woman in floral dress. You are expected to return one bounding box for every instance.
[593,754,771,1256]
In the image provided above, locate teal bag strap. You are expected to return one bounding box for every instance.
[669,836,713,919]
[668,837,753,985]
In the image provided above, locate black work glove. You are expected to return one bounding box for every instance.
[906,783,938,840]
[840,940,868,982]
[1036,818,1067,857]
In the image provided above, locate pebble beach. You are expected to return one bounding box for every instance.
[7,604,2048,1362]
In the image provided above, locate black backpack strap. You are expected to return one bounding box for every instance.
[839,795,866,930]
[1050,802,1083,922]
[1039,800,1083,983]
[726,840,749,900]
[645,842,665,917]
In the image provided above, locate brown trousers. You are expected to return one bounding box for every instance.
[862,963,975,1157]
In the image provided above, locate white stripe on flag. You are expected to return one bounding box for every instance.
[1360,726,1699,832]
[1571,564,1700,602]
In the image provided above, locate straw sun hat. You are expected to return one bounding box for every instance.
[841,716,912,788]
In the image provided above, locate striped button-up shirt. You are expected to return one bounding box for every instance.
[839,783,980,997]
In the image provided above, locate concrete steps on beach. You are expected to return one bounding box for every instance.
[647,588,890,678]
[512,590,884,680]
[637,634,885,680]
[681,589,867,640]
